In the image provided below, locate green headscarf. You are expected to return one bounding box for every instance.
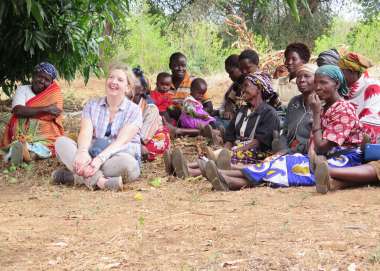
[315,65,349,97]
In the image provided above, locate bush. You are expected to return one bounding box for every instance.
[314,16,380,62]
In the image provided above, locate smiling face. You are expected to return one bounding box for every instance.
[239,59,258,76]
[31,71,53,94]
[296,70,315,94]
[314,74,339,102]
[106,69,129,98]
[170,56,187,80]
[285,51,305,75]
[242,79,261,105]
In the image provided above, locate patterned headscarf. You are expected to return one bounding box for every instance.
[316,49,340,67]
[244,72,275,101]
[34,62,57,80]
[296,63,318,76]
[338,52,373,73]
[315,65,349,97]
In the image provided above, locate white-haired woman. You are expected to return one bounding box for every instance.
[52,63,142,191]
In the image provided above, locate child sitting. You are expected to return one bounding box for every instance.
[150,72,174,123]
[179,78,216,129]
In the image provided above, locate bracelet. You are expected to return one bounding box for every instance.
[312,127,321,133]
[97,153,107,163]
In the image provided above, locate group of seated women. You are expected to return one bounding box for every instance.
[1,42,380,193]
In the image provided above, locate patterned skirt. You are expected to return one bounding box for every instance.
[231,141,271,165]
[242,147,363,187]
[145,126,171,161]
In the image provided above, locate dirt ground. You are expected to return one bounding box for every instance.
[1,74,380,271]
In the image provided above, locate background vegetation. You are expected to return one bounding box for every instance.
[1,0,380,96]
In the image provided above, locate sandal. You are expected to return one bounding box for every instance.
[197,158,208,177]
[171,148,189,178]
[205,160,229,191]
[163,149,174,175]
[314,158,330,194]
[216,148,231,170]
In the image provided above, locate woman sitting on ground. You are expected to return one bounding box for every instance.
[338,52,380,141]
[274,64,318,154]
[52,63,142,191]
[132,78,170,161]
[1,62,64,165]
[164,72,281,178]
[204,65,364,191]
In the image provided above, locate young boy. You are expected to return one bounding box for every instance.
[150,72,174,124]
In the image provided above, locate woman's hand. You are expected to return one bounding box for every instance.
[82,157,103,178]
[308,93,321,115]
[73,150,92,176]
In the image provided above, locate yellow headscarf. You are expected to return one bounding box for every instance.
[338,52,373,73]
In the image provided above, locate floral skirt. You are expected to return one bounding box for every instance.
[231,142,271,165]
[145,126,171,161]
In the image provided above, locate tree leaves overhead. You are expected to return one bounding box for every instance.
[0,0,128,96]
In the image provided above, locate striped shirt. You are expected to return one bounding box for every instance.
[82,97,142,160]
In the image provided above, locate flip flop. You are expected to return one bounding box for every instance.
[163,149,174,175]
[216,148,231,170]
[205,160,229,191]
[172,148,189,179]
[314,158,330,194]
[10,141,23,166]
[197,158,207,177]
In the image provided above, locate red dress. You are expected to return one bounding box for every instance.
[150,90,174,113]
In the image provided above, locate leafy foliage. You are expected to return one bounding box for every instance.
[0,0,128,96]
[314,15,380,62]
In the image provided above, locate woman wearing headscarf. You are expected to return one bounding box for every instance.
[316,49,340,67]
[163,72,281,179]
[202,65,364,192]
[338,52,380,142]
[275,64,318,154]
[1,62,64,165]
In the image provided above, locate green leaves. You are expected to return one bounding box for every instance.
[0,0,129,97]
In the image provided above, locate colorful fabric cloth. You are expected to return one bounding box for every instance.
[179,96,215,129]
[145,126,171,161]
[169,72,210,106]
[242,148,363,187]
[321,99,363,146]
[316,49,340,67]
[315,65,349,97]
[344,73,380,142]
[34,62,57,79]
[82,96,142,160]
[150,90,174,113]
[231,141,271,164]
[1,81,64,154]
[338,52,373,73]
[245,72,281,109]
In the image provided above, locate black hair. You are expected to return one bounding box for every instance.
[284,42,311,63]
[132,66,149,90]
[190,78,207,92]
[225,54,240,68]
[238,49,260,65]
[169,52,187,65]
[156,72,171,82]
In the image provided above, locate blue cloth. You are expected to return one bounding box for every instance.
[34,62,57,80]
[27,142,52,158]
[242,148,363,187]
